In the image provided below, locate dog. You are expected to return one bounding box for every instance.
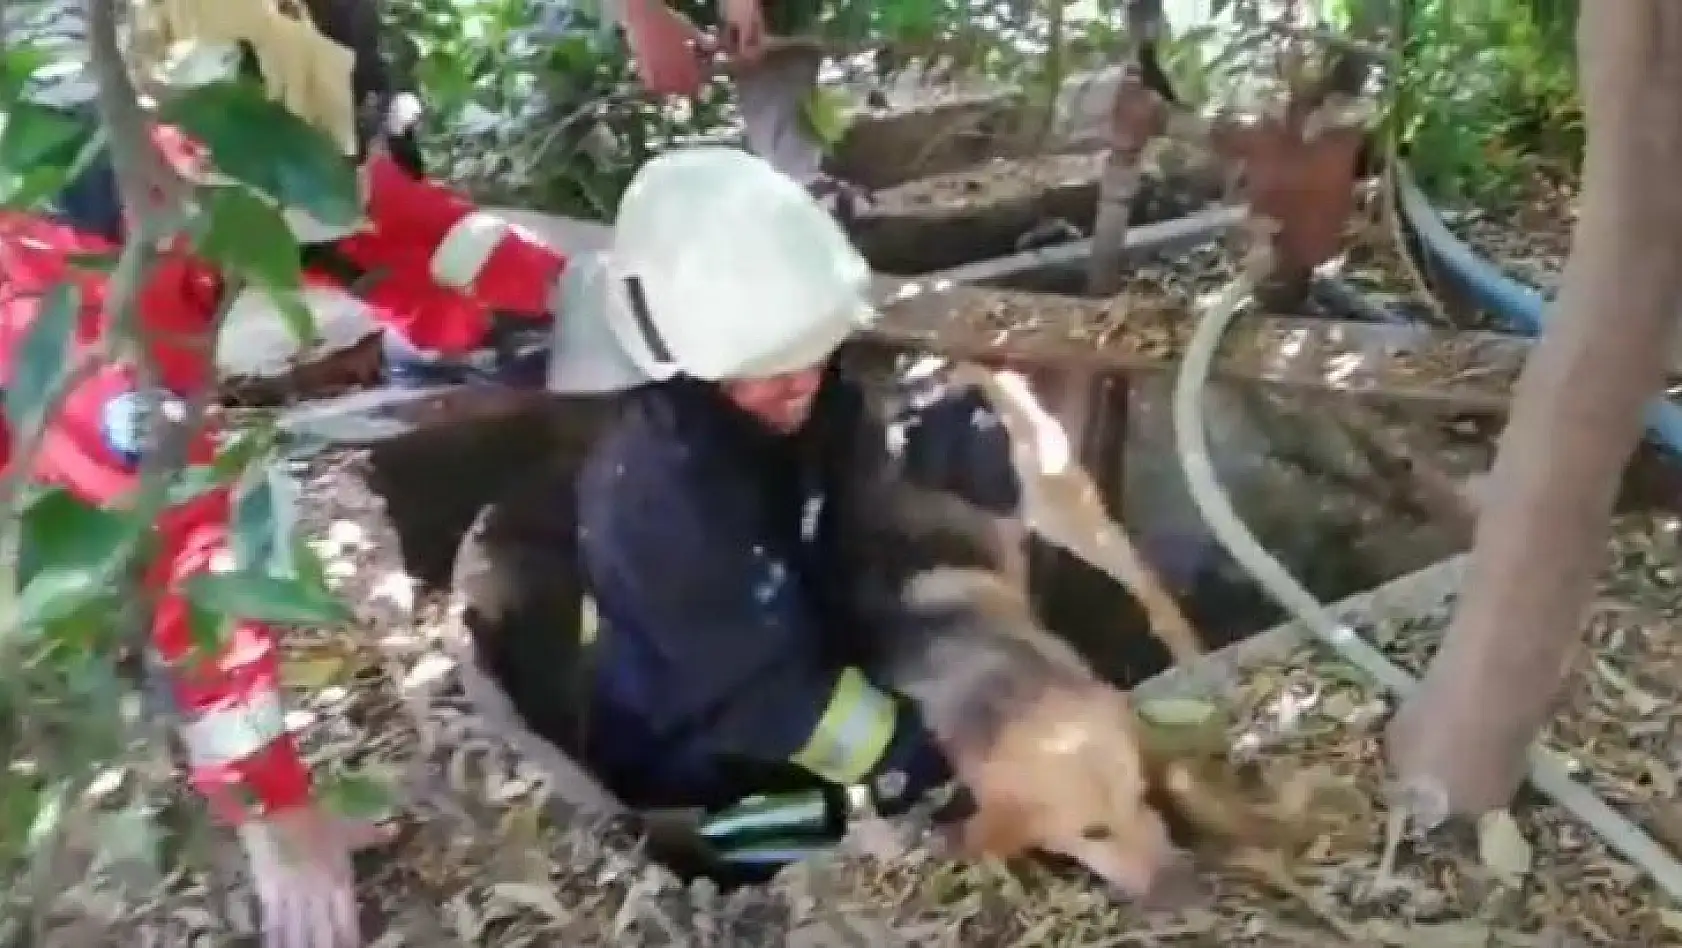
[838,367,1209,906]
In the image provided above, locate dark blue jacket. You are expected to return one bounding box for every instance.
[575,368,1016,811]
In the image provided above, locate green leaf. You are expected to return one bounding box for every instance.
[183,570,351,626]
[0,103,90,172]
[185,599,230,658]
[0,45,52,106]
[160,80,360,227]
[17,488,138,589]
[319,768,397,821]
[194,186,303,289]
[67,251,120,274]
[13,487,134,644]
[168,465,224,506]
[1136,697,1222,728]
[801,87,853,152]
[17,565,110,631]
[170,425,279,504]
[231,475,278,570]
[0,105,97,210]
[272,292,315,347]
[5,282,81,428]
[214,424,279,476]
[193,186,316,346]
[290,535,330,592]
[26,782,68,854]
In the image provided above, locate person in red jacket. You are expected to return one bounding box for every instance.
[0,212,385,946]
[142,122,569,382]
[7,3,570,947]
[54,0,572,383]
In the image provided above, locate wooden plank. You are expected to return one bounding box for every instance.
[473,206,1521,416]
[865,284,1524,414]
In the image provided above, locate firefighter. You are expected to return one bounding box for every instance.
[547,147,1014,842]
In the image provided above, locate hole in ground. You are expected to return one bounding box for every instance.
[969,242,1234,300]
[363,363,1682,890]
[856,172,1217,276]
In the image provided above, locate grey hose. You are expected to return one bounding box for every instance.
[1172,276,1682,903]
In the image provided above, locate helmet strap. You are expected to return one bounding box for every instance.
[622,275,676,367]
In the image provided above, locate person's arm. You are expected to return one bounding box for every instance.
[336,154,568,321]
[152,494,316,823]
[36,359,318,824]
[579,437,950,794]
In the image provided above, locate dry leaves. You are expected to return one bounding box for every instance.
[29,441,1648,948]
[1438,171,1577,300]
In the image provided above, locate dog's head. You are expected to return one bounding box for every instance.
[950,684,1203,906]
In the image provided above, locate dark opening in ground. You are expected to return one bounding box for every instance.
[855,172,1220,277]
[972,249,1344,317]
[977,261,1096,297]
[360,349,1682,890]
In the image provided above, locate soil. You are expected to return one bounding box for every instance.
[53,452,1679,946]
[870,240,1523,415]
[867,153,1109,216]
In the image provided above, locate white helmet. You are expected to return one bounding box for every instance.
[547,146,875,392]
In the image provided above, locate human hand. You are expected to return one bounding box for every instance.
[241,805,392,948]
[719,0,767,65]
[622,0,707,97]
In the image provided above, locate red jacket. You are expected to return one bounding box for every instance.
[339,156,567,354]
[151,124,569,358]
[0,215,307,823]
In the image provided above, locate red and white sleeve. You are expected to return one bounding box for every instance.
[344,155,568,319]
[150,498,314,824]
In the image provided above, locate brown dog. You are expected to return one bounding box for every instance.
[841,456,1202,905]
[885,564,1203,903]
[838,356,1242,903]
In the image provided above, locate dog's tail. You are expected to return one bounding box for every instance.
[944,362,1211,670]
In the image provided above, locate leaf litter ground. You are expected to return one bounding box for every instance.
[43,174,1676,946]
[53,440,1680,948]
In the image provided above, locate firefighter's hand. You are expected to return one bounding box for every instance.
[623,0,707,96]
[720,0,767,64]
[241,805,392,948]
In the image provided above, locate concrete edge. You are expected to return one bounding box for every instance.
[1132,552,1468,701]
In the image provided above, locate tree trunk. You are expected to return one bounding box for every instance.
[1386,4,1682,813]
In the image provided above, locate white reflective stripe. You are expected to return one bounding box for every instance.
[431,211,513,290]
[790,667,897,785]
[180,691,288,769]
[387,92,424,136]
